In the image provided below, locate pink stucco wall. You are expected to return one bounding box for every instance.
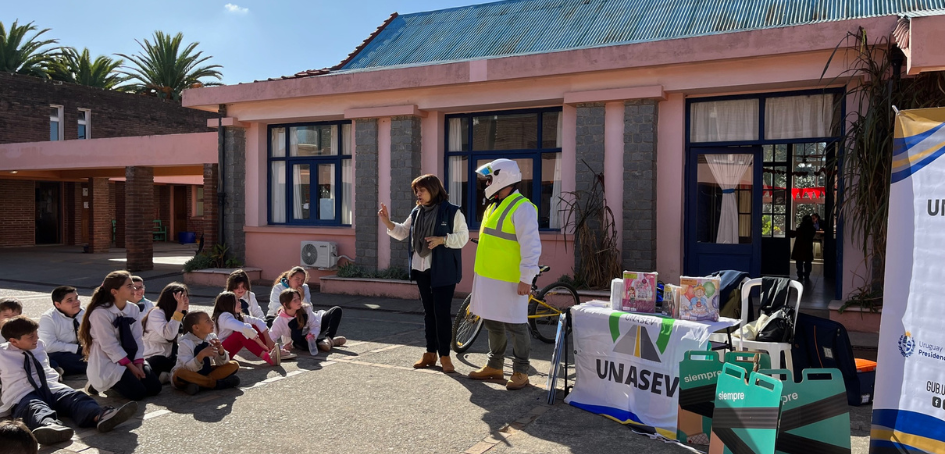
[244,225,356,283]
[656,94,686,284]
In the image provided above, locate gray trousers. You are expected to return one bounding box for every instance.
[483,319,531,374]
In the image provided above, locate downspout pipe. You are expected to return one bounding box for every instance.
[217,104,227,248]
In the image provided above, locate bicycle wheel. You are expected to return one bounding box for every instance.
[451,294,483,353]
[528,282,579,344]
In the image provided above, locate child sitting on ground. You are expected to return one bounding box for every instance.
[172,312,240,395]
[0,316,137,445]
[270,288,346,354]
[0,298,23,331]
[0,419,38,454]
[38,286,87,376]
[131,276,154,319]
[212,292,281,366]
[142,283,189,383]
[226,270,266,320]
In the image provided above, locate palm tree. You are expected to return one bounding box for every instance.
[48,48,128,89]
[0,20,59,77]
[117,31,223,100]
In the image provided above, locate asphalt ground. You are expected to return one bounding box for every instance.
[0,244,873,453]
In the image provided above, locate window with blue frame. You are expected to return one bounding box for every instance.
[445,108,563,229]
[268,122,353,226]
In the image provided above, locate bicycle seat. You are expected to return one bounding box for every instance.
[538,265,551,274]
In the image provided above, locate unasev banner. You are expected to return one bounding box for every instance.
[871,107,945,453]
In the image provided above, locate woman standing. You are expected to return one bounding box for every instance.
[378,174,468,373]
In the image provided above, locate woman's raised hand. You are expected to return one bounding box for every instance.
[378,203,394,229]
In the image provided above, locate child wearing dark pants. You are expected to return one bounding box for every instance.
[270,288,346,353]
[79,271,162,401]
[143,283,190,383]
[1,317,136,445]
[172,312,240,395]
[39,286,87,376]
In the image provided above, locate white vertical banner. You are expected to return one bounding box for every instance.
[871,107,945,453]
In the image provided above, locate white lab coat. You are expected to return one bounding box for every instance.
[142,308,183,358]
[269,306,323,346]
[469,193,542,324]
[86,303,144,392]
[135,298,155,321]
[386,209,469,272]
[173,333,230,375]
[268,283,312,318]
[240,291,266,320]
[38,307,84,354]
[215,312,265,342]
[0,340,72,414]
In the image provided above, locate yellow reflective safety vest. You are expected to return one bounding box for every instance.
[474,193,535,283]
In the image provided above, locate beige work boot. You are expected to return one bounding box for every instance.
[468,365,504,380]
[413,352,437,368]
[506,372,530,390]
[439,356,455,373]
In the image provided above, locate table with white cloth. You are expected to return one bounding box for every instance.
[564,304,739,439]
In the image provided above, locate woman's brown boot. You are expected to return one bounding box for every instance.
[414,352,437,368]
[440,356,455,373]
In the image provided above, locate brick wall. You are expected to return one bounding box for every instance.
[574,102,607,273]
[89,178,110,253]
[622,100,659,271]
[203,164,219,248]
[388,116,421,269]
[0,180,35,247]
[0,72,217,145]
[354,119,379,272]
[126,167,154,270]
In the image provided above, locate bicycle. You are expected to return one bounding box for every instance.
[451,265,580,353]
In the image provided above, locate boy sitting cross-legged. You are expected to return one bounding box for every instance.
[0,316,137,445]
[39,286,87,376]
[172,312,240,395]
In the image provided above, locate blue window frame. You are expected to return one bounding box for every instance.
[268,121,353,226]
[445,107,563,230]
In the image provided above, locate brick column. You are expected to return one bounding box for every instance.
[114,181,125,248]
[389,116,422,269]
[203,164,219,248]
[88,177,111,253]
[622,100,659,271]
[125,167,154,271]
[224,127,246,263]
[574,102,606,272]
[354,119,379,273]
[63,183,76,246]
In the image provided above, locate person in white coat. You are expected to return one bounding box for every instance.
[172,312,240,395]
[212,292,281,366]
[226,269,266,320]
[38,286,86,375]
[142,283,189,383]
[131,276,154,320]
[467,159,542,390]
[1,316,137,445]
[266,267,313,324]
[78,270,162,401]
[269,288,345,353]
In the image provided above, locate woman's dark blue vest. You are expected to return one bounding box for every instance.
[407,202,463,288]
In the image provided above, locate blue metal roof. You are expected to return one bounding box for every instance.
[339,0,945,71]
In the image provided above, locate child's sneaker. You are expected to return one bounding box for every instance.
[332,336,347,347]
[216,375,241,389]
[158,371,170,385]
[181,383,200,395]
[281,349,297,360]
[97,401,138,433]
[265,345,281,366]
[317,338,332,352]
[32,423,74,445]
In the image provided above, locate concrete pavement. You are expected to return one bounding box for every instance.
[0,244,873,453]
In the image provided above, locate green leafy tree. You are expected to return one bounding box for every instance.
[48,47,127,89]
[0,20,59,77]
[117,31,222,100]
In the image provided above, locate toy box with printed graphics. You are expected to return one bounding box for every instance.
[678,276,721,321]
[621,271,658,312]
[662,284,680,318]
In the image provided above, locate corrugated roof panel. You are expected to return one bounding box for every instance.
[338,0,945,71]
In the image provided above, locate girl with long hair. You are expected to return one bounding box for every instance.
[270,288,345,353]
[266,267,312,324]
[78,271,162,400]
[141,282,189,383]
[211,292,281,366]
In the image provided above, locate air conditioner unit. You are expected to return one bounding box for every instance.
[300,241,338,268]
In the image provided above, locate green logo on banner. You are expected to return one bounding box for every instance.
[608,312,675,362]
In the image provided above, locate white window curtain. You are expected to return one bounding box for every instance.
[270,162,286,223]
[342,124,353,224]
[705,154,753,244]
[690,100,759,142]
[293,165,304,219]
[448,118,463,151]
[448,156,465,206]
[764,94,834,140]
[330,125,338,154]
[549,114,563,229]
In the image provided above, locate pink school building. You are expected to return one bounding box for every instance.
[183,0,945,299]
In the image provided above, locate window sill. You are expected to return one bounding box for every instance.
[244,225,355,236]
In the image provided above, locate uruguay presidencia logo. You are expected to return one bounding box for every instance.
[899,331,916,358]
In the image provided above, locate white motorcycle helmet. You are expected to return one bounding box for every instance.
[476,158,522,201]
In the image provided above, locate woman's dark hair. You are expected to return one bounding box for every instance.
[78,270,131,359]
[274,266,308,288]
[411,174,449,206]
[800,215,814,227]
[226,269,251,293]
[142,282,188,329]
[211,292,241,330]
[279,288,307,329]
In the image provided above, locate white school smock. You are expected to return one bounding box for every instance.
[87,303,144,392]
[173,333,230,375]
[0,340,72,414]
[142,308,183,358]
[38,307,84,354]
[135,298,154,321]
[240,291,266,320]
[267,283,312,318]
[387,209,469,272]
[468,197,542,324]
[215,312,260,341]
[269,305,323,345]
